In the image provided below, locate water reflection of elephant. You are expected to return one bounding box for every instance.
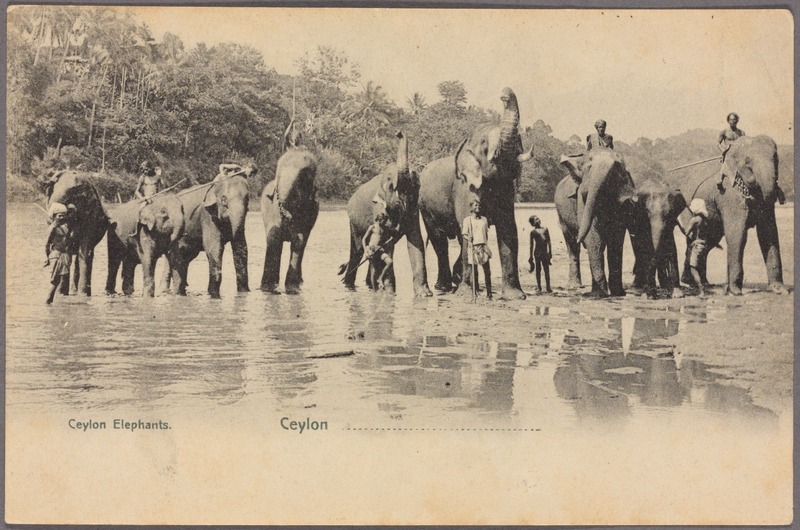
[553,317,776,424]
[356,336,518,413]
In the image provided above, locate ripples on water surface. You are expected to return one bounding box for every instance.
[6,204,793,432]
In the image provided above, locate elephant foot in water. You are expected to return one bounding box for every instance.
[671,287,685,299]
[566,279,583,291]
[284,284,301,295]
[500,286,526,301]
[769,282,789,295]
[434,281,454,293]
[724,285,743,296]
[260,283,281,294]
[414,285,434,297]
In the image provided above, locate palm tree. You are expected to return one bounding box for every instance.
[406,92,427,116]
[343,81,395,127]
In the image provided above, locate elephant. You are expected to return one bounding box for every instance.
[677,135,787,295]
[259,146,318,294]
[341,131,432,297]
[40,170,108,296]
[555,148,637,297]
[628,178,687,299]
[166,170,252,297]
[419,87,533,300]
[104,192,185,297]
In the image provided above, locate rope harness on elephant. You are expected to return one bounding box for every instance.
[731,172,754,201]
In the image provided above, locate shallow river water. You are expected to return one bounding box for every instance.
[7,203,793,431]
[6,202,794,524]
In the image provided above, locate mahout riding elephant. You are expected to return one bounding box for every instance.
[677,135,787,295]
[628,178,686,299]
[555,148,636,297]
[166,168,253,297]
[259,146,318,294]
[419,87,533,299]
[40,170,108,296]
[341,131,432,297]
[105,192,185,297]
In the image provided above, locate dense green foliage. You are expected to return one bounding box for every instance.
[7,6,793,205]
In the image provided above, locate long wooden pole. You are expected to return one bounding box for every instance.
[666,156,720,172]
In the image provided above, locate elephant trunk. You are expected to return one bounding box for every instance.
[228,204,247,239]
[577,172,604,244]
[650,218,666,260]
[170,218,184,244]
[396,131,409,178]
[499,87,520,151]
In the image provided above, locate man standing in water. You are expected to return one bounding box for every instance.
[528,215,552,293]
[462,198,492,300]
[586,119,614,150]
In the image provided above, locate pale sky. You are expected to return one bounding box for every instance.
[132,7,794,145]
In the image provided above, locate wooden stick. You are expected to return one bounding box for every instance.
[666,156,720,172]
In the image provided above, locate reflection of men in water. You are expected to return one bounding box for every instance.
[586,119,614,150]
[134,161,165,199]
[462,198,492,300]
[528,215,552,293]
[686,199,710,297]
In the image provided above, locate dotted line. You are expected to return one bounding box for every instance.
[344,427,541,432]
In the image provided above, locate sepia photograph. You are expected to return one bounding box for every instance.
[4,5,794,525]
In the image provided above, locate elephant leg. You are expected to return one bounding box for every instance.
[559,221,582,289]
[69,253,79,295]
[680,236,696,287]
[457,238,473,293]
[452,235,464,287]
[607,225,626,297]
[260,224,282,293]
[232,234,250,293]
[722,210,748,295]
[159,260,172,293]
[404,215,433,297]
[75,239,92,296]
[429,232,452,292]
[756,208,787,293]
[493,184,525,300]
[483,262,493,299]
[205,243,224,298]
[284,232,306,295]
[121,258,136,296]
[105,238,123,295]
[342,223,362,289]
[165,248,187,296]
[661,234,684,298]
[583,228,609,297]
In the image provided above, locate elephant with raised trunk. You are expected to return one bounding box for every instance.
[40,170,108,296]
[677,135,787,295]
[341,132,432,297]
[555,149,636,297]
[105,192,185,297]
[260,146,319,294]
[167,168,253,297]
[419,87,533,299]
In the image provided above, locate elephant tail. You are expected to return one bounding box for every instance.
[337,262,348,276]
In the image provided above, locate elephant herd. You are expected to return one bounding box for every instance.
[41,87,788,303]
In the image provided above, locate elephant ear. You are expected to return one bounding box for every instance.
[618,171,638,205]
[669,189,687,218]
[139,207,156,232]
[203,187,219,216]
[455,141,484,191]
[559,154,584,182]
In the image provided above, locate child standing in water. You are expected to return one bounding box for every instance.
[44,203,75,304]
[528,215,552,293]
[686,199,710,297]
[462,198,492,300]
[362,211,396,291]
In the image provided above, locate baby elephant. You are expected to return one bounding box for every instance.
[105,192,185,297]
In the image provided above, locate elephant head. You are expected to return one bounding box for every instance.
[378,131,419,223]
[138,192,184,244]
[204,175,250,238]
[454,88,534,192]
[560,149,636,244]
[635,181,685,259]
[720,135,780,203]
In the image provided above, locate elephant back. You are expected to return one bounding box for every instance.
[675,163,722,202]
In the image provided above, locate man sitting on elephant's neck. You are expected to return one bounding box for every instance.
[587,119,614,151]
